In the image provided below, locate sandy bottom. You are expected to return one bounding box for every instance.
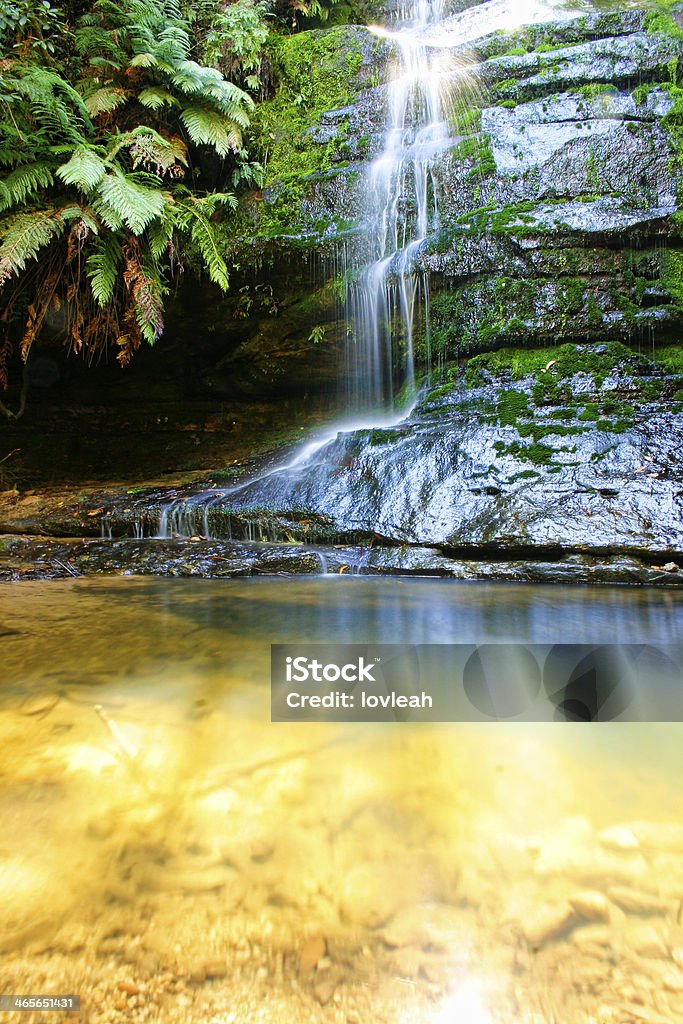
[0,579,682,1023]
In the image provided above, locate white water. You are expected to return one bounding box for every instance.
[350,0,450,409]
[149,0,576,540]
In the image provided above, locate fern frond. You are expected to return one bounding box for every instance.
[128,131,188,175]
[16,67,93,131]
[56,147,107,192]
[0,209,66,286]
[122,242,165,345]
[84,86,129,117]
[97,169,167,234]
[86,235,122,306]
[138,86,179,111]
[201,80,254,119]
[174,193,234,293]
[180,107,241,156]
[128,52,158,68]
[0,163,55,213]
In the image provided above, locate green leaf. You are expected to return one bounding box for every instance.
[0,163,54,212]
[0,209,66,286]
[138,86,179,111]
[56,148,107,192]
[84,86,129,116]
[97,170,167,235]
[86,235,121,306]
[180,107,241,156]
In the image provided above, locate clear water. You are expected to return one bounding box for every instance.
[1,578,683,1024]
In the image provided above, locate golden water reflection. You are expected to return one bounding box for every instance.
[0,578,682,1024]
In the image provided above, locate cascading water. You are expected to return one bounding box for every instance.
[349,0,450,411]
[132,0,573,541]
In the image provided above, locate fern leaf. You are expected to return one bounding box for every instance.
[84,86,129,117]
[122,243,165,345]
[180,107,241,156]
[86,236,122,306]
[0,163,55,213]
[129,52,158,68]
[0,209,66,286]
[174,194,233,293]
[97,170,167,235]
[138,86,179,111]
[56,148,107,192]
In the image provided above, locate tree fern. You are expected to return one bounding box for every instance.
[138,86,179,111]
[122,242,166,345]
[174,190,236,292]
[83,86,129,117]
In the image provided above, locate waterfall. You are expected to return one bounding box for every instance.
[147,0,572,541]
[349,0,449,411]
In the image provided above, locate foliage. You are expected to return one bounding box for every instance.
[0,0,63,55]
[0,0,264,391]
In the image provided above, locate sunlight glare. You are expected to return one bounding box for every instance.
[433,981,492,1024]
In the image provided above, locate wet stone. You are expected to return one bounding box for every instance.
[299,935,326,974]
[599,827,640,852]
[520,904,578,947]
[569,891,610,922]
[625,924,669,959]
[607,886,668,916]
[340,867,399,929]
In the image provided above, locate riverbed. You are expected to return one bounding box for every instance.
[1,578,682,1024]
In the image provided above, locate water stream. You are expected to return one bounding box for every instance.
[1,579,683,1024]
[144,0,590,542]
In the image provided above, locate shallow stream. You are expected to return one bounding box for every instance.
[1,578,682,1024]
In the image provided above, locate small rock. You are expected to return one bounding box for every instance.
[340,866,398,929]
[607,886,667,915]
[188,965,206,984]
[569,891,610,922]
[299,935,326,974]
[521,904,577,946]
[20,693,59,717]
[203,959,227,979]
[625,924,668,959]
[571,924,612,957]
[313,978,336,1006]
[390,947,422,978]
[663,970,683,993]
[379,903,463,951]
[54,922,88,952]
[599,827,640,852]
[117,982,139,996]
[250,839,274,863]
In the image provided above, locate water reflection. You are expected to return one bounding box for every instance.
[0,579,682,1024]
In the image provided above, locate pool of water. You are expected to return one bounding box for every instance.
[1,578,682,1024]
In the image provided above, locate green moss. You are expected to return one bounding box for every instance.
[506,469,542,483]
[579,83,618,100]
[496,388,531,425]
[425,382,456,403]
[645,5,683,42]
[493,440,559,466]
[654,344,683,373]
[578,403,601,422]
[251,27,365,188]
[662,250,683,310]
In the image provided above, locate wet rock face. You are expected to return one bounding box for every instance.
[248,4,683,359]
[139,344,683,557]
